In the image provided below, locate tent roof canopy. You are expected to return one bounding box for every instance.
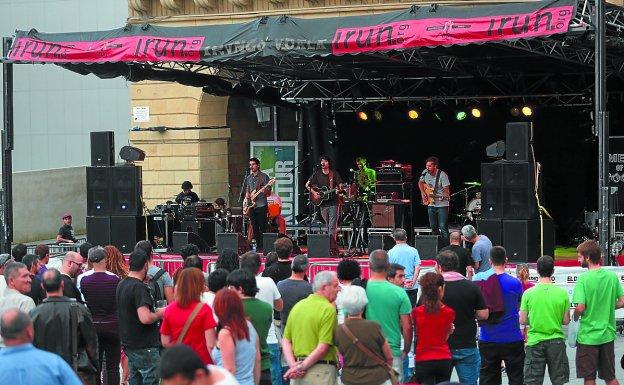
[3,0,624,107]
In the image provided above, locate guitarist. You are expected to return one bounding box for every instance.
[243,157,272,252]
[417,156,450,241]
[306,155,343,254]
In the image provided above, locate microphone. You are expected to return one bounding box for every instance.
[349,168,357,173]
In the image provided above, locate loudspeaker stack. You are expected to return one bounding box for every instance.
[86,131,145,252]
[478,122,554,262]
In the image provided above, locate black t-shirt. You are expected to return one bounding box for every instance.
[116,277,160,349]
[262,261,292,284]
[439,245,474,276]
[27,275,46,305]
[308,170,343,206]
[58,224,77,243]
[442,279,487,349]
[175,191,200,204]
[61,274,83,303]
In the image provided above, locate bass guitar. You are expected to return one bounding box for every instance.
[310,184,347,207]
[243,177,276,215]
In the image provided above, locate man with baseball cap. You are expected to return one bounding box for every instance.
[56,212,78,244]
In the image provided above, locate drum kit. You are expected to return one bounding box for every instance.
[452,181,482,225]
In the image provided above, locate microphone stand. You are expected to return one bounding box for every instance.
[286,152,311,176]
[238,171,248,205]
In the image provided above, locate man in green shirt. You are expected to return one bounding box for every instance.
[282,270,340,385]
[365,249,412,383]
[573,240,624,385]
[226,269,273,385]
[520,255,570,385]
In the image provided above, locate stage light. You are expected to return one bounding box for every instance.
[521,106,533,116]
[357,111,368,121]
[471,107,482,118]
[455,111,467,121]
[510,107,520,117]
[407,109,419,119]
[373,110,383,121]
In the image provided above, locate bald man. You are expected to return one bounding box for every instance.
[438,231,474,277]
[59,251,84,302]
[0,309,82,385]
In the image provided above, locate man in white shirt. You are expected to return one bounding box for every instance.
[0,254,12,298]
[0,262,36,347]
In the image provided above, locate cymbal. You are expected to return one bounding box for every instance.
[464,181,481,186]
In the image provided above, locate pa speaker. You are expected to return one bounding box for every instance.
[86,216,110,246]
[119,146,146,162]
[87,166,112,216]
[90,131,115,166]
[173,231,210,253]
[414,235,440,260]
[217,233,250,256]
[262,233,279,254]
[307,234,330,258]
[481,188,503,219]
[476,218,502,246]
[112,166,142,216]
[110,216,146,253]
[368,234,396,252]
[503,219,554,262]
[503,188,538,219]
[180,220,216,248]
[481,162,503,189]
[506,122,532,162]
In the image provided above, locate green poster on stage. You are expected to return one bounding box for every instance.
[250,141,299,225]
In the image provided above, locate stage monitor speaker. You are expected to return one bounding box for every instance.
[217,233,250,256]
[506,122,532,161]
[112,165,142,216]
[367,234,395,252]
[181,219,216,248]
[87,166,112,216]
[307,234,330,258]
[86,216,111,246]
[476,218,502,246]
[372,203,395,227]
[414,235,440,260]
[503,219,554,262]
[90,131,115,166]
[110,216,146,253]
[173,231,210,253]
[263,233,279,254]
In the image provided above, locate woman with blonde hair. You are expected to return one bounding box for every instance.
[160,268,218,364]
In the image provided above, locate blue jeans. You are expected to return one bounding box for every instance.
[125,347,161,385]
[452,347,481,385]
[428,206,449,240]
[268,343,282,385]
[402,354,412,381]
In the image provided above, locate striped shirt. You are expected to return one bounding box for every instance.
[78,270,120,328]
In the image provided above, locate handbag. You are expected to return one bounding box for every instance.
[177,302,204,344]
[340,323,400,385]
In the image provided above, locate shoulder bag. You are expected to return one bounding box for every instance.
[177,302,204,344]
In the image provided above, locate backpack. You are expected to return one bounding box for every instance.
[148,268,167,303]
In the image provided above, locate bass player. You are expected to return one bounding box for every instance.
[417,156,450,240]
[306,154,343,255]
[243,157,272,252]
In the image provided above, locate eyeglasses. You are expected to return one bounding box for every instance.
[69,260,83,268]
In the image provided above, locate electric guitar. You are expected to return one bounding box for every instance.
[310,184,348,207]
[243,177,276,215]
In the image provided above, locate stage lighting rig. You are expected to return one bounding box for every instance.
[471,107,482,118]
[521,106,533,116]
[357,111,368,121]
[407,109,419,119]
[455,111,467,121]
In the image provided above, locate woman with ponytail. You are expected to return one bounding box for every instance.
[411,272,455,385]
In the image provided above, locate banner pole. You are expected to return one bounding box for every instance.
[2,37,14,254]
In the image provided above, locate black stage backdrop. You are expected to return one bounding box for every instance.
[328,103,624,245]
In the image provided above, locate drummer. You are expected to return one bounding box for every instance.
[175,180,200,205]
[354,156,376,196]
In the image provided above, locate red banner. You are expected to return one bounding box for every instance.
[9,35,205,63]
[331,5,574,54]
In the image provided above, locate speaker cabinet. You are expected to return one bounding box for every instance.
[503,188,538,219]
[476,218,502,246]
[481,163,503,219]
[506,122,532,162]
[414,235,440,260]
[368,233,396,252]
[90,131,115,166]
[481,162,503,189]
[180,220,216,248]
[86,216,111,246]
[375,183,413,199]
[112,166,142,216]
[503,219,554,262]
[217,233,250,256]
[110,216,146,253]
[173,231,210,253]
[372,203,395,227]
[87,166,112,216]
[262,233,279,254]
[307,234,330,258]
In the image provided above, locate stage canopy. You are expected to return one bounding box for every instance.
[4,0,624,108]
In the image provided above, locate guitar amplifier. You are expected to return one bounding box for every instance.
[376,165,413,182]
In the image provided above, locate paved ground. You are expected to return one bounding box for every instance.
[447,332,624,384]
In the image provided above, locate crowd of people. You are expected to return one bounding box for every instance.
[0,226,622,385]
